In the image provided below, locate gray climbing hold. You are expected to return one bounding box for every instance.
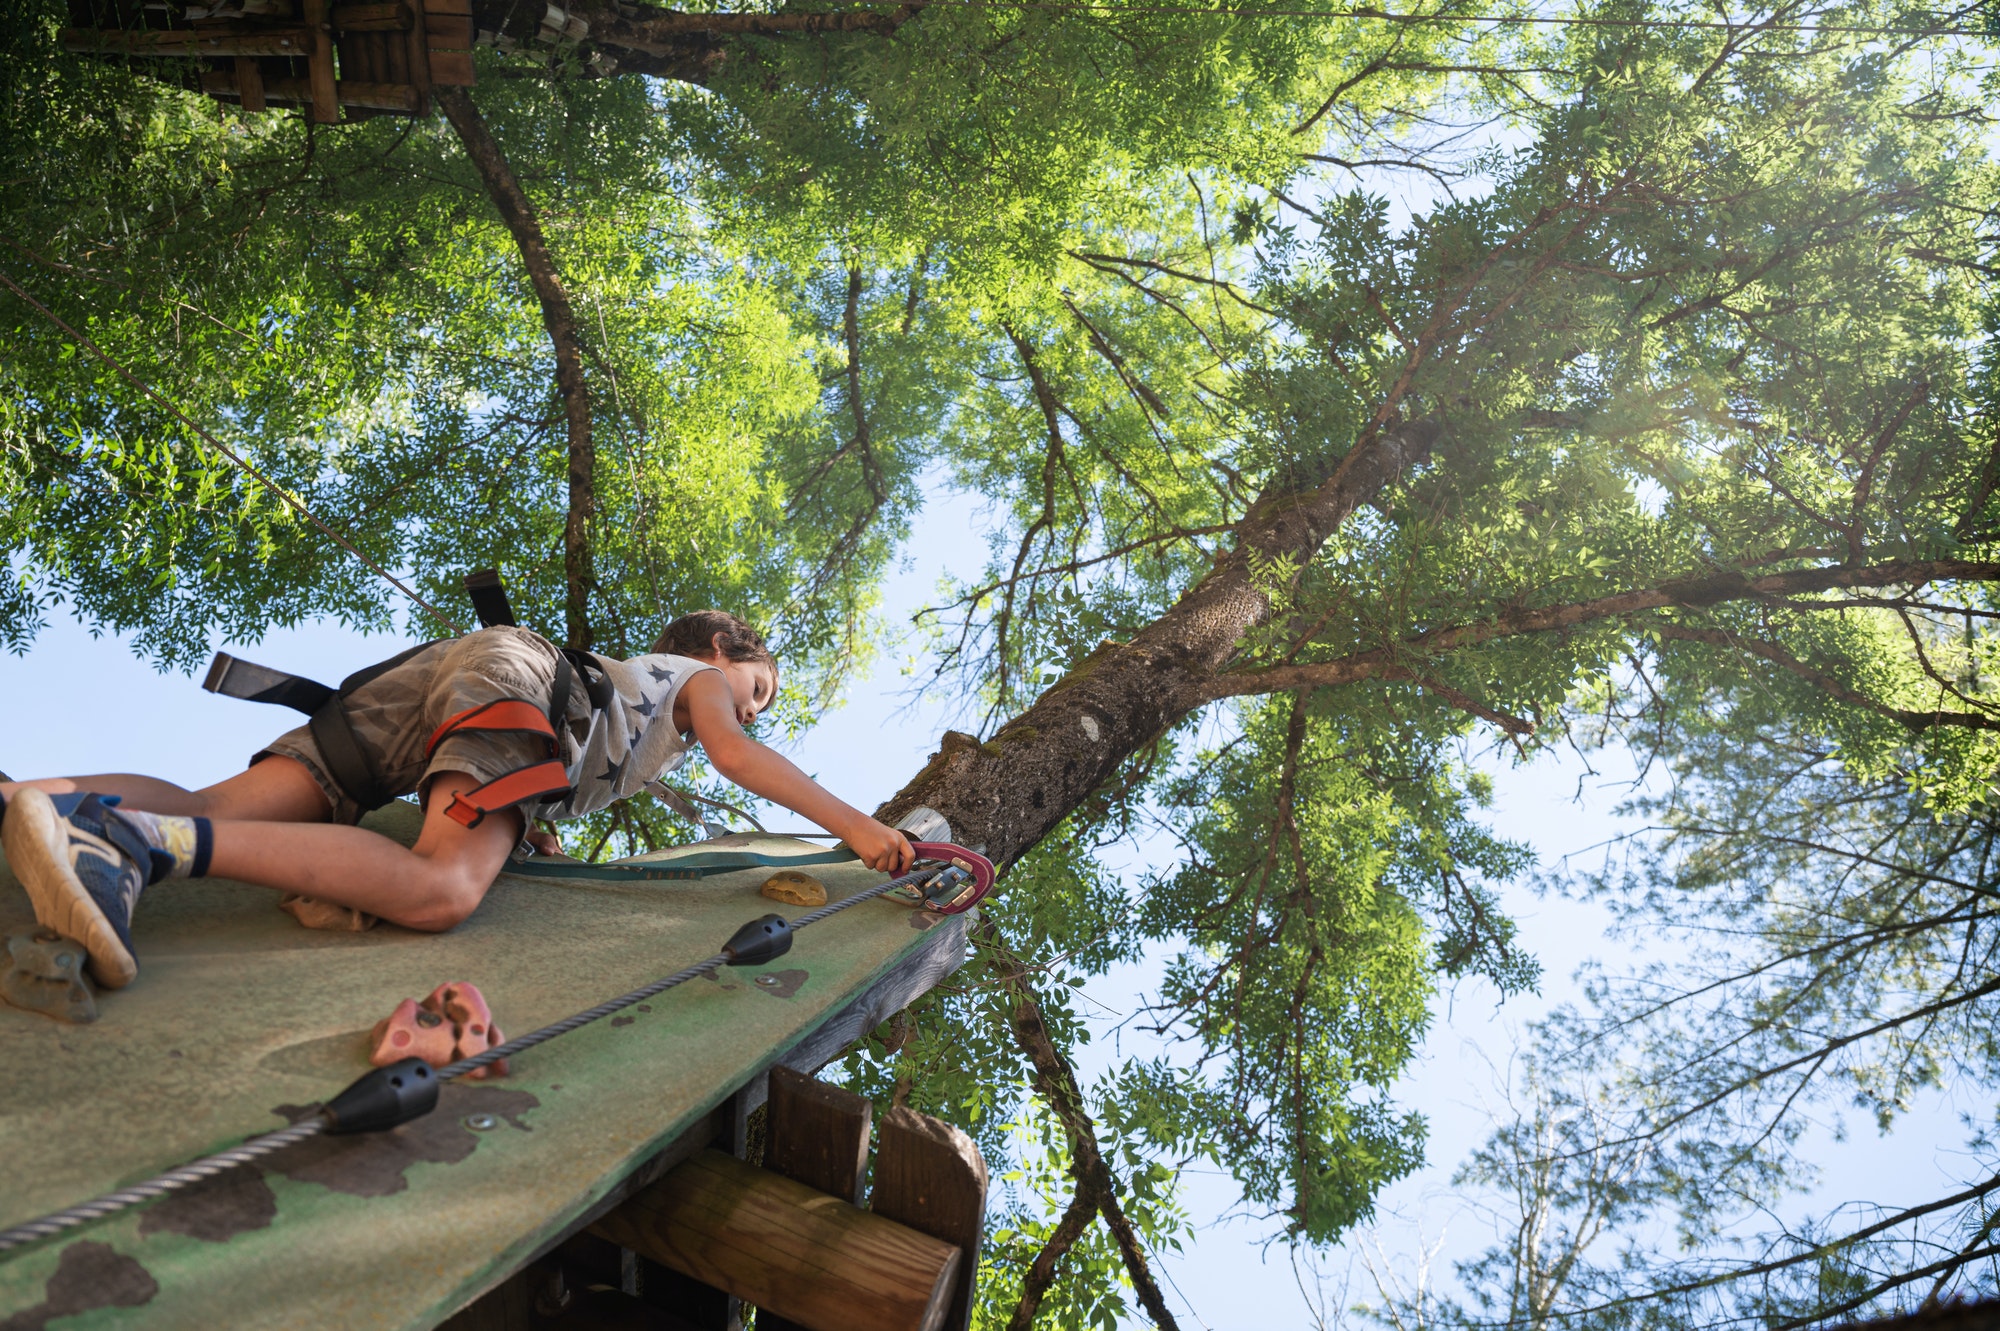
[1,929,99,1024]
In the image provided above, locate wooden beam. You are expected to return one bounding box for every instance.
[234,57,266,112]
[871,1108,989,1331]
[302,0,339,122]
[331,1,413,30]
[62,26,310,56]
[590,1150,960,1331]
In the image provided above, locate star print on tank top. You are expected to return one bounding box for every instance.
[528,651,720,821]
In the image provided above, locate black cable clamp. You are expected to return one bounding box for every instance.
[322,1058,440,1135]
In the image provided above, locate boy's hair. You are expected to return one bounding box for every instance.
[652,610,778,686]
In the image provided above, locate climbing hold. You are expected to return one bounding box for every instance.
[428,982,508,1080]
[365,982,508,1077]
[0,929,97,1024]
[369,998,455,1068]
[760,869,827,907]
[278,894,378,932]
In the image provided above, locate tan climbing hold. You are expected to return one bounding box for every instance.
[761,870,827,907]
[279,893,378,932]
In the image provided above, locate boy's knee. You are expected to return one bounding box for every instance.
[401,864,494,932]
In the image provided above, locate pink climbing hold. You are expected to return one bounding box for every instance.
[368,997,455,1068]
[427,982,509,1079]
[365,982,507,1077]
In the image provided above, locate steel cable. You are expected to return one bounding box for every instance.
[0,1119,330,1253]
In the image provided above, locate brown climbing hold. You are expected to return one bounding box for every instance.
[278,894,378,932]
[761,869,827,907]
[0,929,97,1024]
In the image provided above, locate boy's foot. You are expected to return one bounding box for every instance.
[2,788,149,989]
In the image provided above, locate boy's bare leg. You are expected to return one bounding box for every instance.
[5,763,519,932]
[1,757,331,823]
[202,772,520,932]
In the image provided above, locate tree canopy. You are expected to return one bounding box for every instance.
[4,0,1999,1323]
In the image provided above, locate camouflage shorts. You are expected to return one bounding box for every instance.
[256,626,585,825]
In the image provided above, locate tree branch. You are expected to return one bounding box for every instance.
[1654,624,2000,732]
[1006,1179,1101,1331]
[438,87,596,648]
[987,926,1184,1330]
[1203,559,2000,703]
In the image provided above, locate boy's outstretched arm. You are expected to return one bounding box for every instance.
[682,673,915,873]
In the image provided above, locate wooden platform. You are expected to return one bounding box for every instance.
[0,805,971,1329]
[61,0,475,120]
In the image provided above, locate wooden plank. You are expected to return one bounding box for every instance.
[591,1151,959,1331]
[766,1067,872,1205]
[337,32,371,84]
[424,0,472,87]
[62,25,310,56]
[385,27,409,89]
[331,1,412,29]
[201,70,419,111]
[234,56,266,111]
[302,0,338,121]
[871,1108,989,1331]
[426,45,473,84]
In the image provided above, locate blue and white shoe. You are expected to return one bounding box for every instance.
[2,788,148,989]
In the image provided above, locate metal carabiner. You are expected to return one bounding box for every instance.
[894,841,998,915]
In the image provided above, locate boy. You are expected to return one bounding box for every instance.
[0,610,914,990]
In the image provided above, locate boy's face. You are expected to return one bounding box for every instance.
[713,656,777,727]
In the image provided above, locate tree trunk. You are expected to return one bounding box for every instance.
[878,417,1440,866]
[437,87,597,650]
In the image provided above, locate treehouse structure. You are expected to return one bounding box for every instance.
[60,0,477,119]
[0,804,988,1330]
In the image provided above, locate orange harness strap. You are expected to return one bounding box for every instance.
[426,699,560,754]
[427,699,573,829]
[442,761,573,829]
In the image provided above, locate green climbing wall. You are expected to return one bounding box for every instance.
[0,804,969,1329]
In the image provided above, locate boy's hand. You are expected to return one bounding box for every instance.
[846,820,914,874]
[524,827,562,856]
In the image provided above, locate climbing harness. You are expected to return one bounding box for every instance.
[204,570,595,820]
[426,699,575,829]
[0,840,996,1257]
[206,569,758,839]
